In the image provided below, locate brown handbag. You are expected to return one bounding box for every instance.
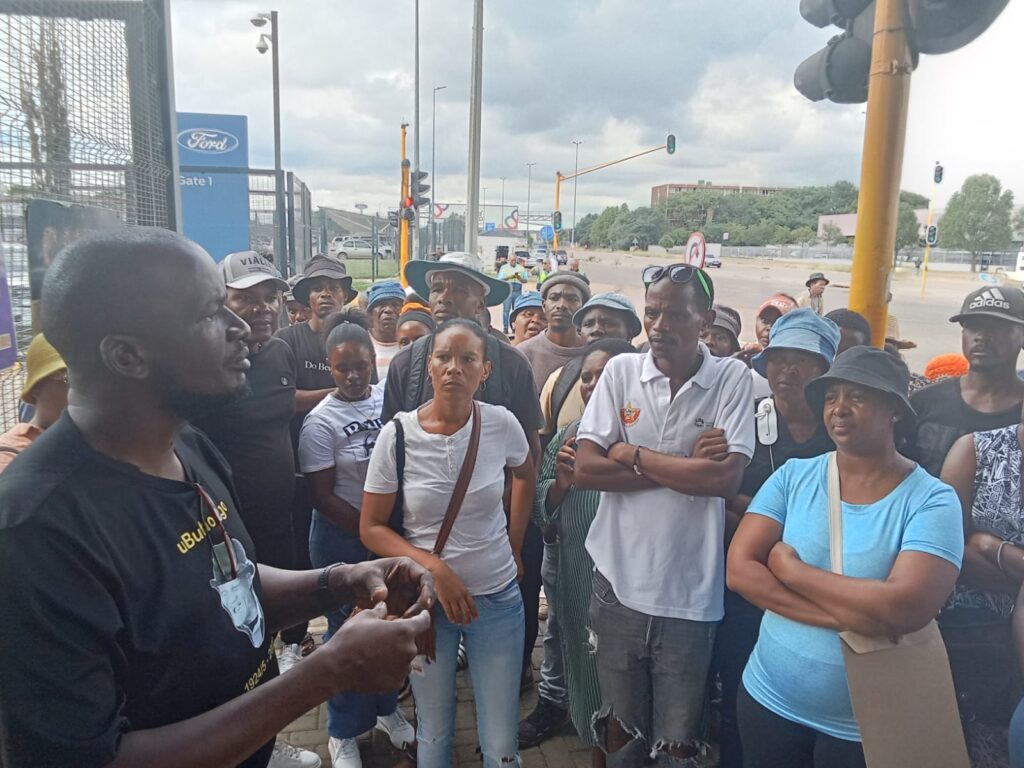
[417,401,482,658]
[826,452,969,768]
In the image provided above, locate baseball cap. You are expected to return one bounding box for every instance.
[21,333,67,404]
[404,252,510,307]
[574,292,642,339]
[752,308,840,377]
[949,286,1024,326]
[220,250,288,292]
[710,304,742,345]
[365,280,406,310]
[758,293,798,318]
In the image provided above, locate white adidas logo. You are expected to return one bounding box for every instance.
[968,288,1012,312]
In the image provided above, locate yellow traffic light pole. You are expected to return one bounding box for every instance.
[848,0,915,347]
[400,123,410,287]
[552,143,669,252]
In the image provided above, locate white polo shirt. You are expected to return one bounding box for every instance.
[579,344,754,621]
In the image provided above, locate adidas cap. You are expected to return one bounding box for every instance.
[950,286,1024,326]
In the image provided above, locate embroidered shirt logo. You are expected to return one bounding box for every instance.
[620,402,641,426]
[694,417,710,428]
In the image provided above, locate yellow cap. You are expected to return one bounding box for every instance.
[21,334,67,404]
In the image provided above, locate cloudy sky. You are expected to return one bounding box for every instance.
[169,0,1022,221]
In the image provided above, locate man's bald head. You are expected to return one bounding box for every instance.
[41,228,250,418]
[42,228,212,372]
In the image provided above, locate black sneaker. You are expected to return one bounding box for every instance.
[517,696,569,749]
[520,663,534,692]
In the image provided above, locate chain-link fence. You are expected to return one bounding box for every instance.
[0,0,177,429]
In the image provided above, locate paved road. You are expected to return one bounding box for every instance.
[561,251,986,372]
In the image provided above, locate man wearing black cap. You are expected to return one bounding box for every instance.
[798,272,829,316]
[907,285,1024,476]
[274,254,358,670]
[517,273,592,392]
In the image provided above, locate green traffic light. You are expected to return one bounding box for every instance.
[666,134,676,155]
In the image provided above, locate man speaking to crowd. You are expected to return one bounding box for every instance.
[0,229,434,768]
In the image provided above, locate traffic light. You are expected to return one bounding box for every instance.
[795,0,1010,104]
[411,170,430,209]
[926,225,938,247]
[553,211,562,232]
[934,163,944,185]
[666,134,676,155]
[401,196,415,221]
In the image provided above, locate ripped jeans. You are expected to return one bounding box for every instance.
[589,570,717,767]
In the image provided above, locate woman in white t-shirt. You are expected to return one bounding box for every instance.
[361,318,535,768]
[299,319,414,765]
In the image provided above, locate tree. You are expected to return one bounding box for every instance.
[792,226,818,246]
[572,212,598,246]
[1012,206,1024,240]
[939,174,1015,271]
[822,222,844,253]
[19,22,71,196]
[895,202,921,255]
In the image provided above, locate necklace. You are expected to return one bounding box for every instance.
[335,389,378,422]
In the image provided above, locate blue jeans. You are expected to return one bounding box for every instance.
[411,580,525,768]
[308,511,398,739]
[1012,698,1024,768]
[502,283,522,331]
[589,570,717,767]
[538,540,568,707]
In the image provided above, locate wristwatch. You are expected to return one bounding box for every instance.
[316,563,341,612]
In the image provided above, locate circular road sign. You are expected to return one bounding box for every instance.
[685,232,706,268]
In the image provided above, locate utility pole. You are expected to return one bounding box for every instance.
[430,85,446,256]
[400,124,410,286]
[847,0,914,346]
[412,0,421,261]
[500,177,506,228]
[464,0,484,255]
[571,139,582,249]
[526,162,535,246]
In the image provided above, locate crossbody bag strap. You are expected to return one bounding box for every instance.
[827,451,843,575]
[431,401,482,556]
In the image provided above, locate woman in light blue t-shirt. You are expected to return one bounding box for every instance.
[727,347,964,768]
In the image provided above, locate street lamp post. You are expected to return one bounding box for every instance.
[464,0,484,255]
[482,187,487,229]
[571,139,582,249]
[500,177,506,229]
[430,85,446,256]
[251,11,287,275]
[526,162,535,245]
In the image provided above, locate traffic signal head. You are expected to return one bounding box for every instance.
[926,225,938,246]
[934,164,944,184]
[411,170,430,208]
[666,134,676,155]
[553,211,562,232]
[794,31,872,103]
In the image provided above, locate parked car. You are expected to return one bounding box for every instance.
[705,254,722,268]
[329,236,393,260]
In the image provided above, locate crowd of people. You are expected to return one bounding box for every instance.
[2,229,1024,768]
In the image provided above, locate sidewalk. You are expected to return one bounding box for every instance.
[279,611,592,767]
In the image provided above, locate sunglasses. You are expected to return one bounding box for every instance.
[641,264,714,308]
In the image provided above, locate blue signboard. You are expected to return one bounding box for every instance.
[484,222,496,233]
[177,112,251,262]
[539,225,554,242]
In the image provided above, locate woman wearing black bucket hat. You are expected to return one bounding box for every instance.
[727,347,965,767]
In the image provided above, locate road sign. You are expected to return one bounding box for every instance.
[685,232,707,268]
[388,210,399,227]
[484,222,496,232]
[539,225,554,242]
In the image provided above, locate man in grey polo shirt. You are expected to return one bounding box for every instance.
[575,264,754,766]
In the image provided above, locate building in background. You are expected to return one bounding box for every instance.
[651,181,788,207]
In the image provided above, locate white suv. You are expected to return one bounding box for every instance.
[329,236,393,260]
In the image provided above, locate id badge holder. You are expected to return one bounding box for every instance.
[756,399,779,446]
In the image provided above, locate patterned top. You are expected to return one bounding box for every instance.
[951,425,1024,617]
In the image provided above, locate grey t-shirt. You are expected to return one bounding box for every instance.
[516,331,586,393]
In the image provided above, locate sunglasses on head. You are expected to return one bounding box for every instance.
[642,264,714,308]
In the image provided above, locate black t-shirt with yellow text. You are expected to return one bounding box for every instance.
[0,414,276,768]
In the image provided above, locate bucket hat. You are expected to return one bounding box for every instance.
[804,346,916,432]
[710,304,742,347]
[291,254,355,306]
[21,334,66,404]
[752,308,840,377]
[510,291,544,324]
[806,272,830,287]
[365,280,406,310]
[404,252,510,307]
[573,292,642,339]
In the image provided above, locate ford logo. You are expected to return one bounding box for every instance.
[178,128,239,154]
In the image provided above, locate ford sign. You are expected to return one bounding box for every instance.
[177,128,240,155]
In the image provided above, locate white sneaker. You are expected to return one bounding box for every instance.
[375,709,415,750]
[270,740,321,768]
[278,643,303,674]
[328,737,362,768]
